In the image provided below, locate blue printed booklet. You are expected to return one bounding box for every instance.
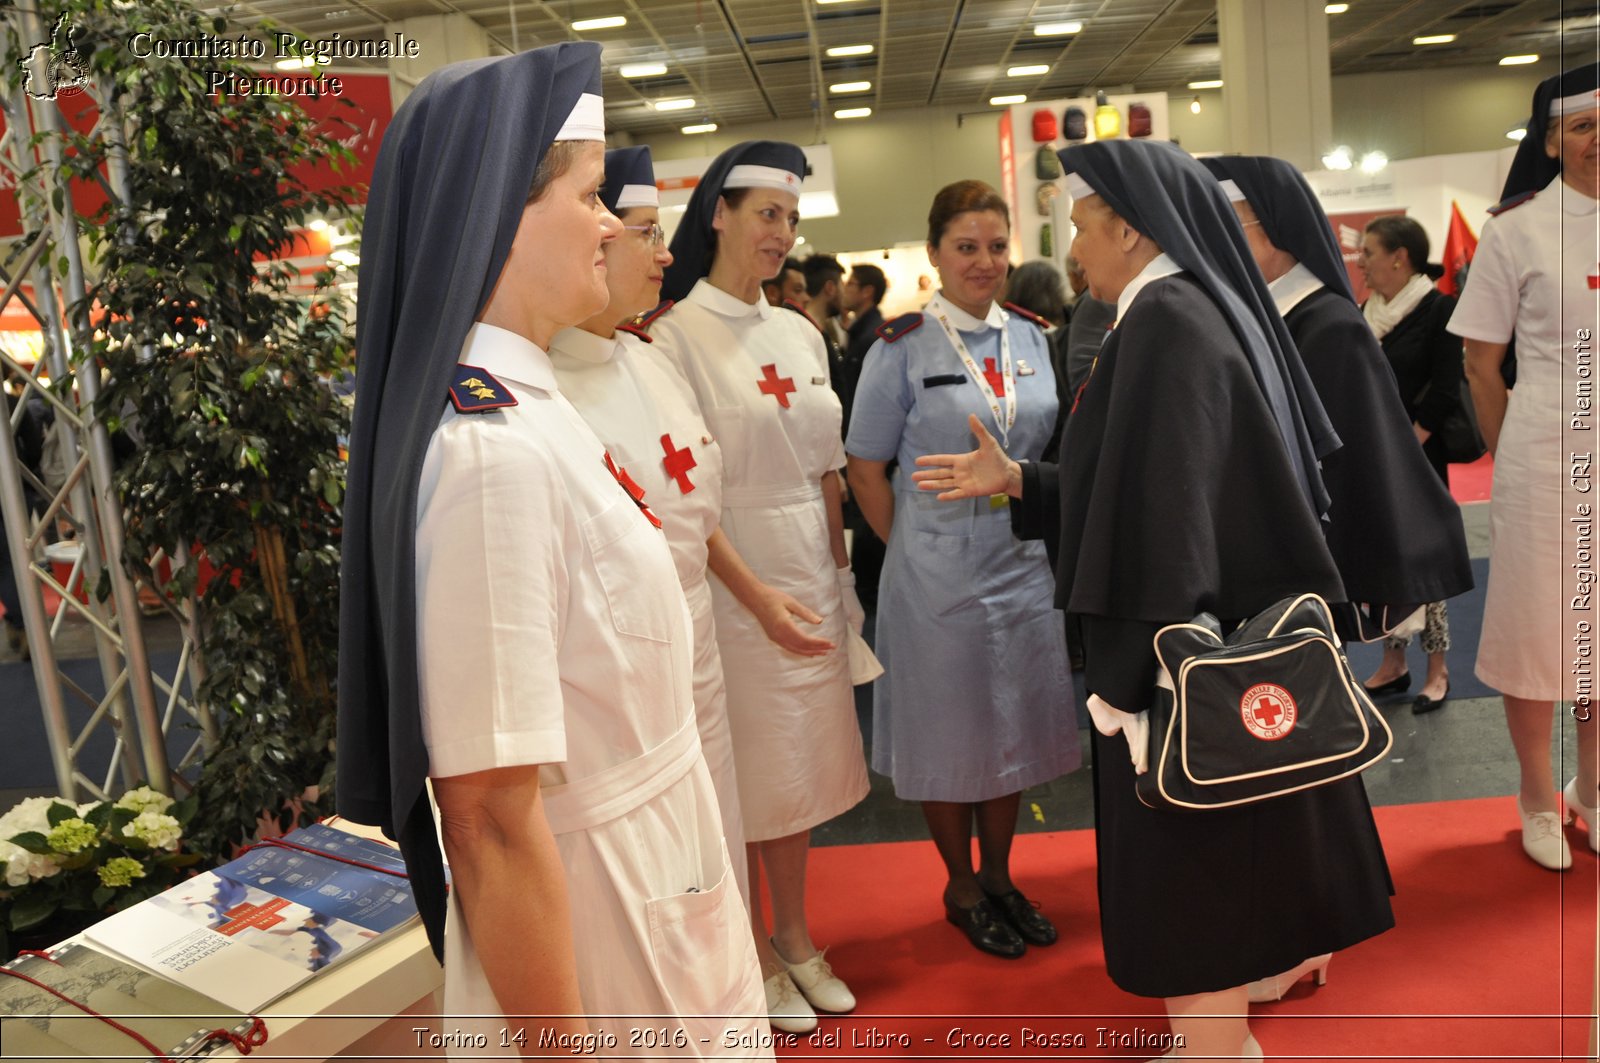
[84,823,417,1011]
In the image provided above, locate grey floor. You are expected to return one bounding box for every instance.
[4,500,1577,849]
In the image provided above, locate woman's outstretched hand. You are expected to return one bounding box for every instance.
[910,414,1022,501]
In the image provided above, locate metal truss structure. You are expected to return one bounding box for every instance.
[0,3,214,801]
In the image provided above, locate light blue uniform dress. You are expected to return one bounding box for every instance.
[846,294,1080,802]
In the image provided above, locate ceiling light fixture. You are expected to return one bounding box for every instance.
[1358,150,1388,174]
[826,44,874,57]
[652,97,696,111]
[1325,3,1348,13]
[1499,54,1540,65]
[830,80,872,93]
[1034,22,1083,36]
[620,63,667,78]
[1008,64,1050,77]
[990,94,1027,106]
[835,107,872,118]
[572,16,626,31]
[1412,34,1456,45]
[682,123,718,134]
[1190,96,1201,114]
[274,55,317,70]
[1188,79,1224,89]
[815,0,858,5]
[1506,126,1528,141]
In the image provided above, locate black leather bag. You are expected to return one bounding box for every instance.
[1137,594,1394,812]
[1416,377,1487,464]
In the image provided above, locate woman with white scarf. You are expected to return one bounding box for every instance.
[1357,214,1465,715]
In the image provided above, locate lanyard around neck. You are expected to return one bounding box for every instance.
[928,300,1015,448]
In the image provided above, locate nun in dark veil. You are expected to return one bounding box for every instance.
[1200,157,1473,693]
[336,42,767,1052]
[912,139,1394,1060]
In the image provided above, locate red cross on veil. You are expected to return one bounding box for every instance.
[982,357,1006,397]
[757,363,796,408]
[661,434,697,494]
[603,451,662,529]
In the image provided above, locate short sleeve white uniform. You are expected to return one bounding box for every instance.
[651,281,869,841]
[549,325,748,904]
[416,324,768,1056]
[1449,176,1600,700]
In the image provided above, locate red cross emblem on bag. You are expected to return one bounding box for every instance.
[1240,683,1297,741]
[661,434,696,494]
[758,363,796,408]
[603,451,662,529]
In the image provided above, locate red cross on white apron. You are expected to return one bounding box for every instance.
[660,434,696,494]
[603,451,662,528]
[757,363,796,408]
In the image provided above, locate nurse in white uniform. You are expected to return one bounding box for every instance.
[651,140,870,1033]
[548,146,748,905]
[337,44,769,1056]
[1451,62,1600,871]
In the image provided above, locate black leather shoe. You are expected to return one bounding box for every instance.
[1363,671,1411,697]
[984,888,1058,946]
[944,897,1026,959]
[1413,684,1451,714]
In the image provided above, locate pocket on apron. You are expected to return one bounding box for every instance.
[646,863,763,1050]
[583,497,675,643]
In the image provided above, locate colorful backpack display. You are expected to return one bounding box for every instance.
[1031,108,1058,143]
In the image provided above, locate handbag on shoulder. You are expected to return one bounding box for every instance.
[1414,376,1487,464]
[1137,593,1393,812]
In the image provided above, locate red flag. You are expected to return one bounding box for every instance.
[1437,200,1478,297]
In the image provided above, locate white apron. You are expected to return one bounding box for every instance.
[651,280,869,841]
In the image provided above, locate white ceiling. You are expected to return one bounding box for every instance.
[212,0,1600,135]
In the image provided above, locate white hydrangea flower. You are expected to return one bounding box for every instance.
[122,811,182,851]
[114,787,175,816]
[0,839,63,887]
[0,796,59,838]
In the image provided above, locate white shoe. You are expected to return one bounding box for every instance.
[763,971,817,1034]
[1247,953,1331,1004]
[1153,1032,1262,1060]
[1519,797,1573,870]
[773,938,856,1013]
[1564,778,1600,854]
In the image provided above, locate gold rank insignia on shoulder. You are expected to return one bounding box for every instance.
[448,364,518,414]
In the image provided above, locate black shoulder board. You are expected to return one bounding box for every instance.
[1003,302,1051,329]
[781,298,823,333]
[1489,190,1537,216]
[449,365,518,414]
[876,312,924,344]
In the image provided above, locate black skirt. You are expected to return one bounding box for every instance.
[1091,726,1395,998]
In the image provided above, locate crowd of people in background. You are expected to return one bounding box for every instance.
[328,40,1596,1061]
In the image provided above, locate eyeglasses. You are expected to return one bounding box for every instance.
[623,223,666,247]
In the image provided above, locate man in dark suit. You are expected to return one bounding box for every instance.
[839,263,889,608]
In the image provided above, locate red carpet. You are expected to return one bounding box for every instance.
[1450,453,1494,504]
[787,798,1596,1061]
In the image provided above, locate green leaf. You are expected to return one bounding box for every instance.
[8,892,59,931]
[45,802,78,828]
[91,886,116,907]
[7,831,53,855]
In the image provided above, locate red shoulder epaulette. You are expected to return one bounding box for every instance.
[781,298,823,333]
[1489,190,1537,216]
[875,312,924,343]
[624,299,675,336]
[1002,302,1052,329]
[616,324,654,343]
[448,364,518,414]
